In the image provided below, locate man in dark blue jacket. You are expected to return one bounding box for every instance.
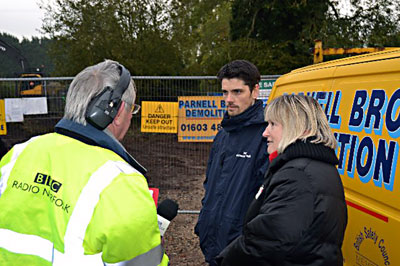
[195,60,269,266]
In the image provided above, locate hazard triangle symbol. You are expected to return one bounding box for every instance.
[155,104,164,113]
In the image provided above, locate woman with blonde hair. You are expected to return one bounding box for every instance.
[216,94,347,266]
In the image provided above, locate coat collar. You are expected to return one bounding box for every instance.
[221,100,266,132]
[55,118,147,176]
[269,139,339,174]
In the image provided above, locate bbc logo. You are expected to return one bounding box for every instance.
[34,173,62,193]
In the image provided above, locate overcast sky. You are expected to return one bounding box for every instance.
[0,0,353,42]
[0,0,47,41]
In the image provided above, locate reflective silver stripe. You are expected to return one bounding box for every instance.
[105,244,164,266]
[0,137,38,197]
[0,228,53,262]
[61,160,138,263]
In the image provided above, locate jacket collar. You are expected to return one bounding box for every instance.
[269,138,339,173]
[221,99,266,132]
[55,118,147,176]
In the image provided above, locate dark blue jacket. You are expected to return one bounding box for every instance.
[195,100,269,264]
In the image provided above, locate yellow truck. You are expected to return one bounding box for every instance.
[269,49,400,266]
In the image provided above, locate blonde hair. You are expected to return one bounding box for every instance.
[265,94,337,153]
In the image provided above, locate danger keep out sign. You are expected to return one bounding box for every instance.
[141,101,178,133]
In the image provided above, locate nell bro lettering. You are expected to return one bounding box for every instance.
[300,89,400,192]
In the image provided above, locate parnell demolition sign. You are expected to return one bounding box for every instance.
[141,101,178,133]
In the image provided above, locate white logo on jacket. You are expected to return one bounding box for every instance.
[255,185,264,199]
[235,151,251,158]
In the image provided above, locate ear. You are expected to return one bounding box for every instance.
[252,84,260,99]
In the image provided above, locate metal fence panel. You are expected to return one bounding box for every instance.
[0,75,278,210]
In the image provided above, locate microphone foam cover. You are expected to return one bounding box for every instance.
[157,199,179,221]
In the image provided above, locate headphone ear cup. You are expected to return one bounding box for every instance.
[85,87,117,130]
[85,64,131,130]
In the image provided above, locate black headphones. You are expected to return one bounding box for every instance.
[85,64,131,130]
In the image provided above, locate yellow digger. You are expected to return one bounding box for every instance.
[19,73,44,96]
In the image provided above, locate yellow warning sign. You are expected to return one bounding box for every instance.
[141,101,178,133]
[0,100,7,135]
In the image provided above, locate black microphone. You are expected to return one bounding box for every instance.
[157,199,179,236]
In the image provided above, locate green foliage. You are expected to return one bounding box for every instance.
[9,0,398,76]
[321,0,400,47]
[173,0,233,75]
[226,0,400,72]
[152,0,233,75]
[0,34,22,77]
[0,33,55,77]
[231,0,330,43]
[42,0,184,76]
[227,0,330,73]
[21,37,55,75]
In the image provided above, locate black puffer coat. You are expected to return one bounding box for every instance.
[216,139,348,266]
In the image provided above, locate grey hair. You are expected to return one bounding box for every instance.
[265,94,337,153]
[64,59,136,125]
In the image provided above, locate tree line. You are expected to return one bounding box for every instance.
[0,33,55,77]
[1,0,400,77]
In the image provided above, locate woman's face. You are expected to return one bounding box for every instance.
[262,120,283,154]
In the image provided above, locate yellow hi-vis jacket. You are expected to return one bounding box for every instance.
[0,133,169,266]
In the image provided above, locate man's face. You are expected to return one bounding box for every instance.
[222,78,259,117]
